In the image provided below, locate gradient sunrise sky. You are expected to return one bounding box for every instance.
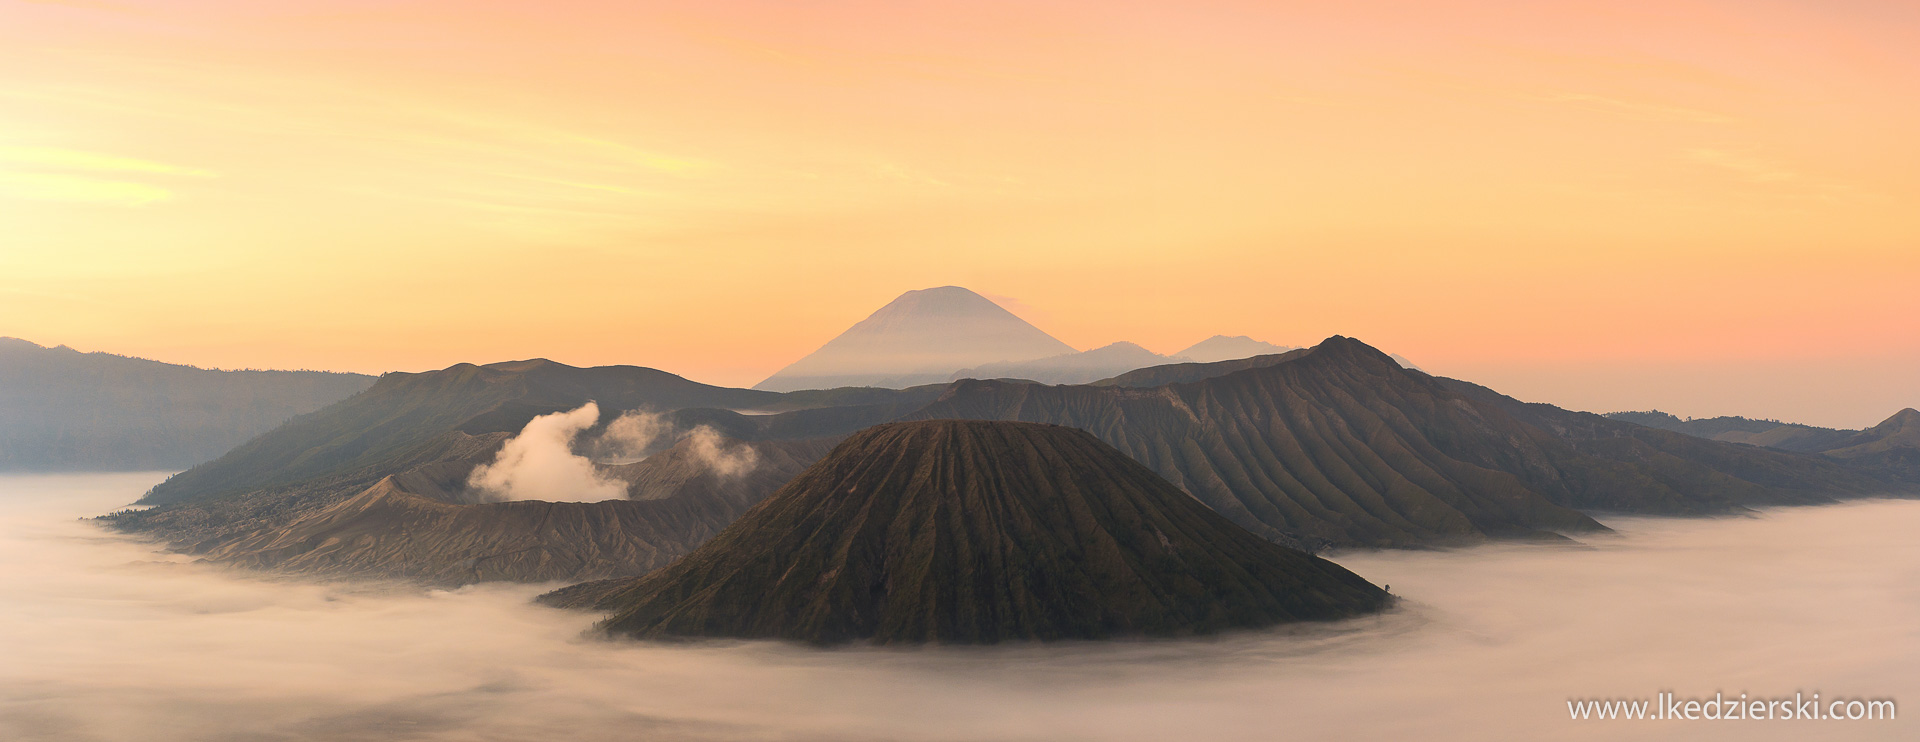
[2,0,1916,427]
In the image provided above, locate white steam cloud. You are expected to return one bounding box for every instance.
[467,403,627,503]
[683,425,759,478]
[468,404,761,503]
[593,410,670,463]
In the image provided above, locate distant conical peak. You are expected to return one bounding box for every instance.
[753,286,1076,392]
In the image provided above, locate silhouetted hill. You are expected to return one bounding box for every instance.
[0,337,373,471]
[1602,410,1855,453]
[542,420,1391,644]
[951,341,1183,385]
[1817,409,1920,481]
[753,287,1075,391]
[1438,379,1890,505]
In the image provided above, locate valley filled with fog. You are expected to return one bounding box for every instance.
[1,473,1912,741]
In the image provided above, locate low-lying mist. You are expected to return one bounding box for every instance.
[1,473,1913,741]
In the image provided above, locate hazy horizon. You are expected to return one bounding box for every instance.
[4,1,1916,429]
[6,324,1913,431]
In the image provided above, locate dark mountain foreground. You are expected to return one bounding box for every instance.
[0,337,373,471]
[541,420,1392,645]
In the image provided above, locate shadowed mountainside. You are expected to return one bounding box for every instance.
[1602,410,1856,453]
[137,358,785,507]
[911,337,1901,549]
[0,337,373,472]
[542,420,1391,644]
[101,358,920,583]
[179,437,838,585]
[1817,408,1920,481]
[102,336,1913,586]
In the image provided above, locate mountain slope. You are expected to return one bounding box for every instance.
[911,336,1898,549]
[542,420,1391,644]
[1175,335,1297,363]
[753,287,1075,391]
[100,355,884,584]
[1093,350,1308,388]
[1601,411,1855,453]
[1436,379,1890,507]
[0,337,373,471]
[180,437,837,585]
[139,359,785,506]
[1816,408,1920,482]
[951,341,1183,385]
[1812,408,1920,458]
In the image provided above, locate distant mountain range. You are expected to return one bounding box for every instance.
[755,287,1303,390]
[0,338,374,472]
[1176,335,1297,363]
[543,420,1391,644]
[952,341,1187,385]
[101,336,1920,586]
[1602,410,1857,452]
[1609,407,1920,482]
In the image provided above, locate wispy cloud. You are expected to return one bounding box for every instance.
[0,171,173,206]
[0,146,213,206]
[1686,148,1797,183]
[0,146,214,177]
[1536,93,1734,124]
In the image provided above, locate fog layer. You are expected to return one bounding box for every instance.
[1,474,1914,741]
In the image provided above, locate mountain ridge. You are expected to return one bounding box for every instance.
[541,420,1392,644]
[0,337,374,472]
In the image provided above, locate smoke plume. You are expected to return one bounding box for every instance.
[467,402,627,503]
[593,410,669,463]
[683,425,759,478]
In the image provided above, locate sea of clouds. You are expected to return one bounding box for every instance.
[1,473,1914,741]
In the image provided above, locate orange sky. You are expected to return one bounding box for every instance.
[2,0,1916,428]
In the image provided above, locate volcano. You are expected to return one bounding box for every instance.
[542,419,1391,644]
[753,287,1076,391]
